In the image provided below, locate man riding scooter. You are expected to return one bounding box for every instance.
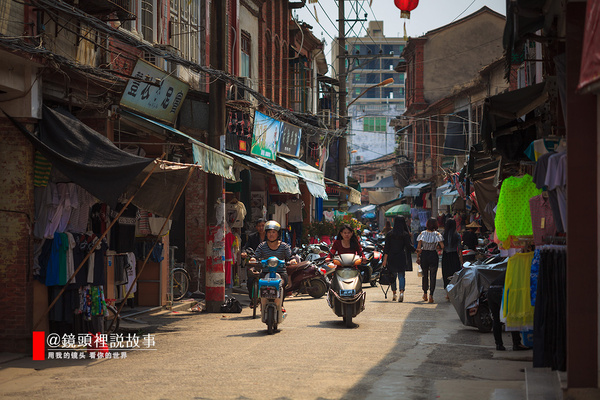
[249,220,296,311]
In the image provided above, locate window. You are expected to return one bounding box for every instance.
[363,117,387,132]
[141,0,154,42]
[170,0,200,63]
[241,31,251,78]
[398,73,405,84]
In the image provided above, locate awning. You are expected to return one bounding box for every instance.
[279,156,328,199]
[368,189,401,205]
[480,81,549,152]
[403,182,431,197]
[444,110,468,156]
[436,182,453,197]
[6,106,152,208]
[324,178,361,204]
[439,189,459,206]
[121,110,235,180]
[227,151,300,194]
[360,204,376,213]
[370,176,397,189]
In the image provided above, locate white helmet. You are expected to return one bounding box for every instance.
[264,220,281,232]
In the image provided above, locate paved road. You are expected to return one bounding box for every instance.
[0,268,533,399]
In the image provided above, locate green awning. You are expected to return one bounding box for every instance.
[279,156,328,199]
[227,151,300,194]
[121,110,235,180]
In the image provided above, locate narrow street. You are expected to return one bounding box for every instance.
[0,267,535,400]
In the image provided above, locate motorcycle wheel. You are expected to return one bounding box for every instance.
[474,303,493,333]
[266,307,275,335]
[344,303,353,328]
[307,278,327,298]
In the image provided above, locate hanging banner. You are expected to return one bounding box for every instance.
[120,59,189,124]
[251,111,281,161]
[278,121,302,158]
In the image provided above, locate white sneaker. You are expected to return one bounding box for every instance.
[392,294,397,301]
[399,292,404,302]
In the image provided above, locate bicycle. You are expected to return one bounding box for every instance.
[104,300,120,334]
[171,265,191,301]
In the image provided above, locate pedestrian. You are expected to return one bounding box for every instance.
[381,220,392,235]
[382,216,413,302]
[488,271,532,351]
[416,218,444,303]
[462,221,480,250]
[442,219,463,300]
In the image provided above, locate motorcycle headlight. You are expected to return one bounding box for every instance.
[267,257,279,267]
[337,268,359,279]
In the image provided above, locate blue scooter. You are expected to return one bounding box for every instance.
[258,256,286,334]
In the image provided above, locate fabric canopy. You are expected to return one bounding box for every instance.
[403,182,430,197]
[481,81,548,152]
[360,204,376,213]
[228,151,300,194]
[436,182,453,197]
[370,176,397,189]
[368,189,401,205]
[279,156,328,199]
[7,106,152,208]
[439,190,459,206]
[124,161,195,217]
[121,110,235,180]
[324,178,362,204]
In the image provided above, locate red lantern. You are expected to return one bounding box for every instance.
[394,0,419,19]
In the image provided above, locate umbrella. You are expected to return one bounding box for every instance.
[363,212,376,219]
[384,204,411,217]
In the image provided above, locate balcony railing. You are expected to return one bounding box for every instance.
[63,0,136,21]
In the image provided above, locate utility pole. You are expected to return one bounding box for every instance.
[206,0,227,313]
[338,0,347,184]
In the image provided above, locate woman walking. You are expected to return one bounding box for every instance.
[416,218,444,303]
[441,219,463,300]
[382,216,413,302]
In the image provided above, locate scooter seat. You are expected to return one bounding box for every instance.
[286,261,310,273]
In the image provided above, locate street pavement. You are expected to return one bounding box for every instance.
[0,265,546,400]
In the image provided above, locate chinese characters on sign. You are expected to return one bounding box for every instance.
[120,59,189,124]
[278,122,301,158]
[34,332,156,361]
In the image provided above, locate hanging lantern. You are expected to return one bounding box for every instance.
[394,0,419,19]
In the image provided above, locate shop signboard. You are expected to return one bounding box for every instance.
[120,59,189,124]
[251,111,281,161]
[225,110,252,154]
[278,121,301,158]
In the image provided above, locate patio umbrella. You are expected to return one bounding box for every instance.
[385,204,411,217]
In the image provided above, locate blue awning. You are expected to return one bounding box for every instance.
[227,151,300,194]
[121,110,235,180]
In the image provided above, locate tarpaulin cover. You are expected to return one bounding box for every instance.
[124,162,193,218]
[446,259,508,326]
[579,0,600,90]
[8,106,152,208]
[403,182,430,197]
[368,189,401,205]
[481,81,547,153]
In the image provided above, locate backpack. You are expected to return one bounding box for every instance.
[220,296,243,313]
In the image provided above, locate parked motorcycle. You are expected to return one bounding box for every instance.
[326,254,366,327]
[285,260,328,298]
[258,257,286,334]
[360,239,384,286]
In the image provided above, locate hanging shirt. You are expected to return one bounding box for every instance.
[323,210,334,222]
[495,174,542,243]
[110,204,139,253]
[33,151,52,187]
[287,198,303,223]
[503,251,535,330]
[273,203,290,227]
[529,194,556,246]
[226,201,247,228]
